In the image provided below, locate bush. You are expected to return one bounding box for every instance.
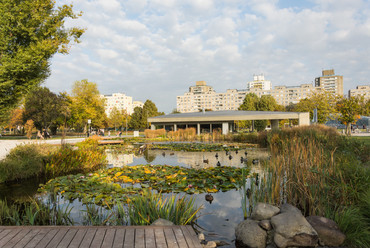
[0,144,54,183]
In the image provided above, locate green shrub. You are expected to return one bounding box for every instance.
[0,144,54,183]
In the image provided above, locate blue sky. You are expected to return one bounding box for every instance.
[47,0,370,113]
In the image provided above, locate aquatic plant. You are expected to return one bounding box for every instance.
[127,190,202,225]
[39,164,248,206]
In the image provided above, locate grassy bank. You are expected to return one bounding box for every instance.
[250,125,369,247]
[0,137,106,183]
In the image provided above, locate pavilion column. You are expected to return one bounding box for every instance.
[151,124,156,130]
[210,124,212,133]
[174,124,177,131]
[197,123,200,135]
[271,120,279,130]
[222,122,229,135]
[298,112,310,126]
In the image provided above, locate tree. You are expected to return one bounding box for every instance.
[239,93,259,111]
[69,80,107,131]
[22,86,65,134]
[129,107,143,130]
[336,96,362,136]
[141,100,163,128]
[109,107,130,131]
[8,107,24,134]
[0,0,84,120]
[294,92,338,124]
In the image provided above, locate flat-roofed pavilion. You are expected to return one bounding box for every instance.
[148,110,310,135]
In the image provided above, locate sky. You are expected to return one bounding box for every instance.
[46,0,370,113]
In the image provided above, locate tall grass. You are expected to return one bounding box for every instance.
[250,125,370,247]
[0,198,73,226]
[127,190,202,225]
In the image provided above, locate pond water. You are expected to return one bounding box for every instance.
[0,146,269,247]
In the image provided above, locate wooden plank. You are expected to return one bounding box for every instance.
[172,227,189,248]
[185,226,202,248]
[180,226,201,248]
[90,228,106,248]
[3,228,31,248]
[144,228,156,248]
[164,228,179,248]
[30,228,58,248]
[56,228,78,248]
[112,228,125,248]
[24,228,52,248]
[68,229,87,248]
[78,228,97,248]
[45,228,68,248]
[0,229,21,247]
[101,228,115,248]
[123,228,135,248]
[134,228,145,248]
[154,228,167,248]
[13,228,41,248]
[0,230,12,242]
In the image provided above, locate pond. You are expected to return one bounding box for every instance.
[0,145,269,247]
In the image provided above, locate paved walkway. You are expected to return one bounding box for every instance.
[0,226,202,248]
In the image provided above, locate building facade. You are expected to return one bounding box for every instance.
[315,69,343,96]
[246,74,272,91]
[348,85,370,100]
[101,93,134,116]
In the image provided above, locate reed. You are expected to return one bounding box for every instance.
[144,129,166,139]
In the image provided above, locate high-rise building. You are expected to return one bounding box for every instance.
[101,93,133,116]
[315,69,343,95]
[246,74,272,91]
[348,85,370,100]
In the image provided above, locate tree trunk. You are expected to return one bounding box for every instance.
[346,123,351,136]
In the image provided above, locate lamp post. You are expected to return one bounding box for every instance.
[87,119,91,137]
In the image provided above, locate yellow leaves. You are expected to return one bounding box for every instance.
[207,188,218,193]
[119,175,133,183]
[144,168,153,174]
[230,177,236,183]
[166,173,178,180]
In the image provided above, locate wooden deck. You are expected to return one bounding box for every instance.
[0,226,203,248]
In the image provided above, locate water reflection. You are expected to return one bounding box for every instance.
[106,148,270,169]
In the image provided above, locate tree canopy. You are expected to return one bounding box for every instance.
[336,96,363,135]
[129,100,163,130]
[22,86,66,134]
[69,80,106,131]
[0,0,84,120]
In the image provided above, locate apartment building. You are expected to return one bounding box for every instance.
[315,69,343,95]
[101,93,134,116]
[246,74,272,91]
[348,85,370,100]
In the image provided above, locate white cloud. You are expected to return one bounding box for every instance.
[46,0,370,113]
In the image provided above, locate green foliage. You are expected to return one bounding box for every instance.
[109,107,129,130]
[0,144,53,183]
[0,0,84,120]
[150,143,246,152]
[336,96,363,135]
[39,164,248,206]
[0,198,73,226]
[45,139,106,178]
[294,92,337,124]
[129,100,163,129]
[23,86,67,133]
[128,191,201,225]
[69,80,107,131]
[239,93,259,111]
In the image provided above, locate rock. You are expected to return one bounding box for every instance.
[203,241,217,248]
[151,218,174,226]
[271,205,318,248]
[198,233,206,241]
[279,203,302,214]
[235,219,267,248]
[259,220,272,231]
[306,216,346,247]
[251,203,280,220]
[213,240,230,247]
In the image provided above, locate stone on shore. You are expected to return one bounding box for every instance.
[306,216,346,247]
[235,219,267,248]
[251,203,280,221]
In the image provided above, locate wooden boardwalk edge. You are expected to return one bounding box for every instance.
[0,226,203,248]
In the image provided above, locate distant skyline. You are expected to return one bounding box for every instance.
[46,0,370,113]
